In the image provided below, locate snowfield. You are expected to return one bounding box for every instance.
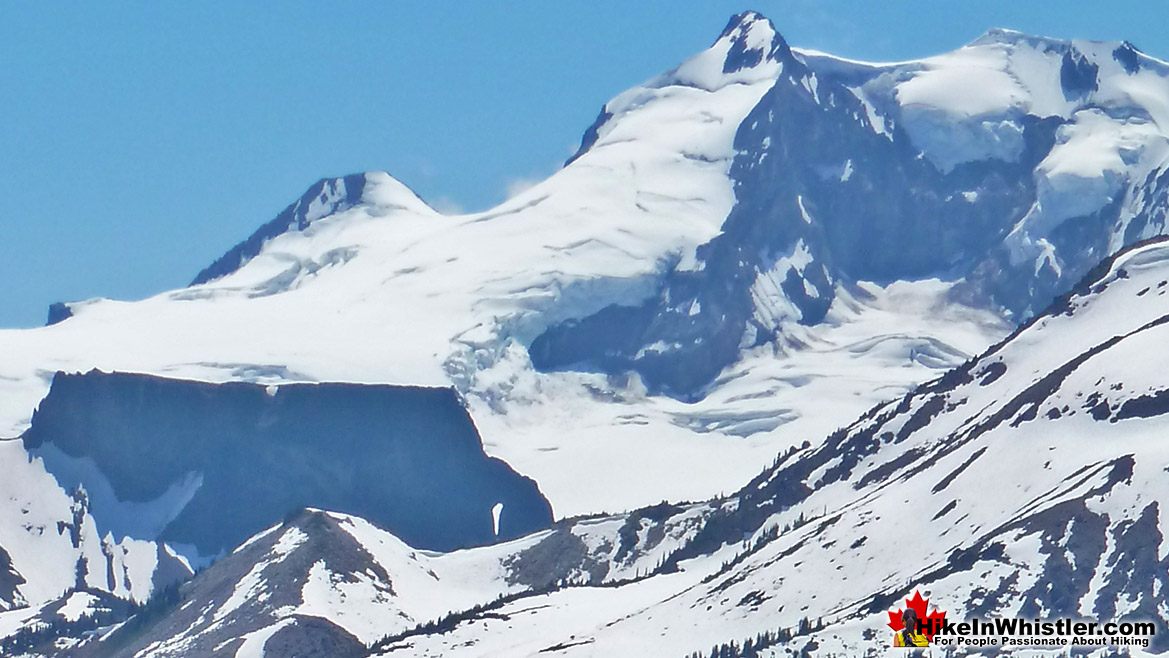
[3,10,1169,657]
[0,12,1017,523]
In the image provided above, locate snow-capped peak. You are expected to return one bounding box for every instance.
[190,171,435,286]
[665,10,790,91]
[715,10,791,71]
[11,14,1169,654]
[564,12,788,165]
[361,170,439,216]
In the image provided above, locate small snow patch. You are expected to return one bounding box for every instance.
[492,503,504,537]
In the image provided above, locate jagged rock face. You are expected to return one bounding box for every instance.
[531,18,1169,398]
[45,302,73,327]
[531,53,1051,396]
[0,589,135,656]
[0,546,24,610]
[190,174,369,286]
[22,371,554,556]
[69,511,372,658]
[325,237,1169,658]
[644,237,1169,653]
[8,13,1169,656]
[65,502,712,658]
[36,208,1169,658]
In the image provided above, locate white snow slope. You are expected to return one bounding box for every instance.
[355,239,1169,657]
[0,14,995,526]
[2,10,1169,628]
[65,237,1169,658]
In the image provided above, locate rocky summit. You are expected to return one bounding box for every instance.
[2,10,1169,657]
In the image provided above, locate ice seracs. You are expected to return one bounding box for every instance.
[4,14,1169,654]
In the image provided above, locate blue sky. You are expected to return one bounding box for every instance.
[2,1,1166,327]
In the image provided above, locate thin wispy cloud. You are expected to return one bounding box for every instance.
[505,177,540,199]
[430,196,464,215]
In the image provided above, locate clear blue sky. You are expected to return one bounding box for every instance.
[2,1,1165,327]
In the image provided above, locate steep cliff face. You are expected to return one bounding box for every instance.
[0,547,23,611]
[74,232,1169,658]
[22,371,553,557]
[6,11,1169,656]
[353,237,1169,657]
[189,174,372,286]
[531,22,1169,399]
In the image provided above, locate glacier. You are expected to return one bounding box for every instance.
[3,10,1169,657]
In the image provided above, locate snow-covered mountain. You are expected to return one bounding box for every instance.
[61,236,1169,657]
[56,506,694,657]
[3,9,1169,656]
[534,20,1169,396]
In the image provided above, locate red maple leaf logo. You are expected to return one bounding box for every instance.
[887,590,946,641]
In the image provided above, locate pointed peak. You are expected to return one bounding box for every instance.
[565,10,792,165]
[716,10,791,73]
[362,171,438,216]
[190,174,367,286]
[190,172,436,287]
[717,10,773,40]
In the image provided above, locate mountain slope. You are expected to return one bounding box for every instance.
[3,13,1169,649]
[66,504,706,658]
[372,238,1169,656]
[0,439,189,613]
[2,15,1163,524]
[23,371,553,558]
[535,22,1169,397]
[62,238,1169,657]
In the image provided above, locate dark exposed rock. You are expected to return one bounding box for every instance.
[0,545,24,610]
[720,11,792,74]
[1093,504,1169,653]
[1115,388,1169,420]
[1016,501,1109,619]
[262,615,366,658]
[1060,49,1100,99]
[655,238,1169,593]
[527,32,1070,398]
[23,370,553,555]
[931,500,957,521]
[564,107,613,167]
[191,174,368,286]
[1,588,133,656]
[504,527,608,589]
[46,302,73,326]
[931,447,987,494]
[73,510,405,658]
[1113,43,1141,74]
[976,361,1007,386]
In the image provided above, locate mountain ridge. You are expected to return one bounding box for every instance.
[3,13,1169,656]
[62,235,1169,656]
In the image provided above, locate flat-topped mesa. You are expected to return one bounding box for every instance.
[22,370,554,558]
